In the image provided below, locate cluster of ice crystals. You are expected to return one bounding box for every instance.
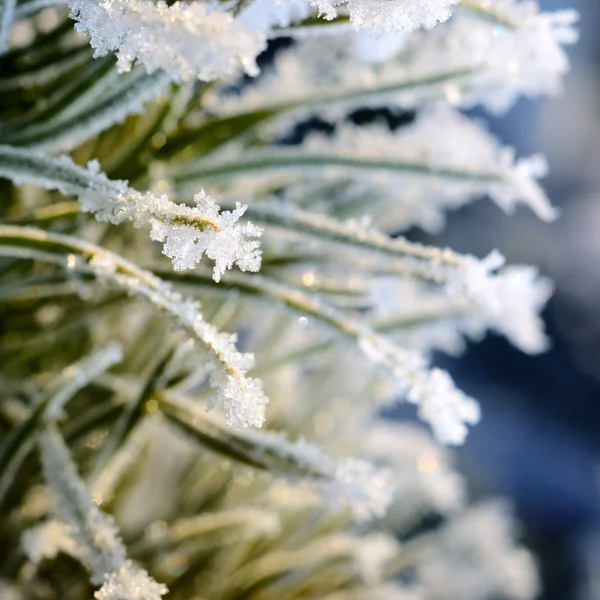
[68,0,266,81]
[415,0,579,112]
[95,561,167,600]
[457,255,553,354]
[299,105,555,232]
[88,255,268,429]
[308,0,458,33]
[358,334,480,445]
[417,502,539,600]
[371,257,552,357]
[80,180,263,282]
[209,362,268,430]
[212,1,576,116]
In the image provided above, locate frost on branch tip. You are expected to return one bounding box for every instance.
[68,0,266,81]
[95,561,167,600]
[87,256,269,429]
[78,165,263,282]
[359,334,480,445]
[309,0,459,33]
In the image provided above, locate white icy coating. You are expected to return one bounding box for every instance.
[95,561,167,600]
[21,520,78,563]
[358,333,480,445]
[308,0,459,33]
[81,184,263,282]
[455,256,553,354]
[210,1,577,114]
[297,105,556,232]
[238,199,551,355]
[68,0,266,81]
[445,0,579,111]
[417,502,540,600]
[88,255,269,429]
[371,258,552,356]
[74,162,263,282]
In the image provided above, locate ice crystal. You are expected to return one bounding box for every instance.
[95,561,167,600]
[68,0,266,81]
[78,173,263,281]
[309,0,459,33]
[415,0,579,111]
[358,334,480,445]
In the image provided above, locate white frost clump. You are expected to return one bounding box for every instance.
[68,0,266,81]
[416,0,579,112]
[309,0,459,33]
[457,256,553,354]
[359,334,480,445]
[95,561,167,600]
[80,172,263,282]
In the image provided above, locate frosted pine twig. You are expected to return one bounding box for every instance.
[0,225,269,430]
[39,426,167,599]
[234,200,552,354]
[165,268,480,445]
[0,146,263,281]
[213,2,576,120]
[68,0,266,81]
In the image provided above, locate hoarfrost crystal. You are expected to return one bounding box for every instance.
[308,0,459,33]
[95,561,168,600]
[79,172,263,281]
[68,0,266,81]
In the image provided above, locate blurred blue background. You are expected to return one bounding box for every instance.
[426,1,600,598]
